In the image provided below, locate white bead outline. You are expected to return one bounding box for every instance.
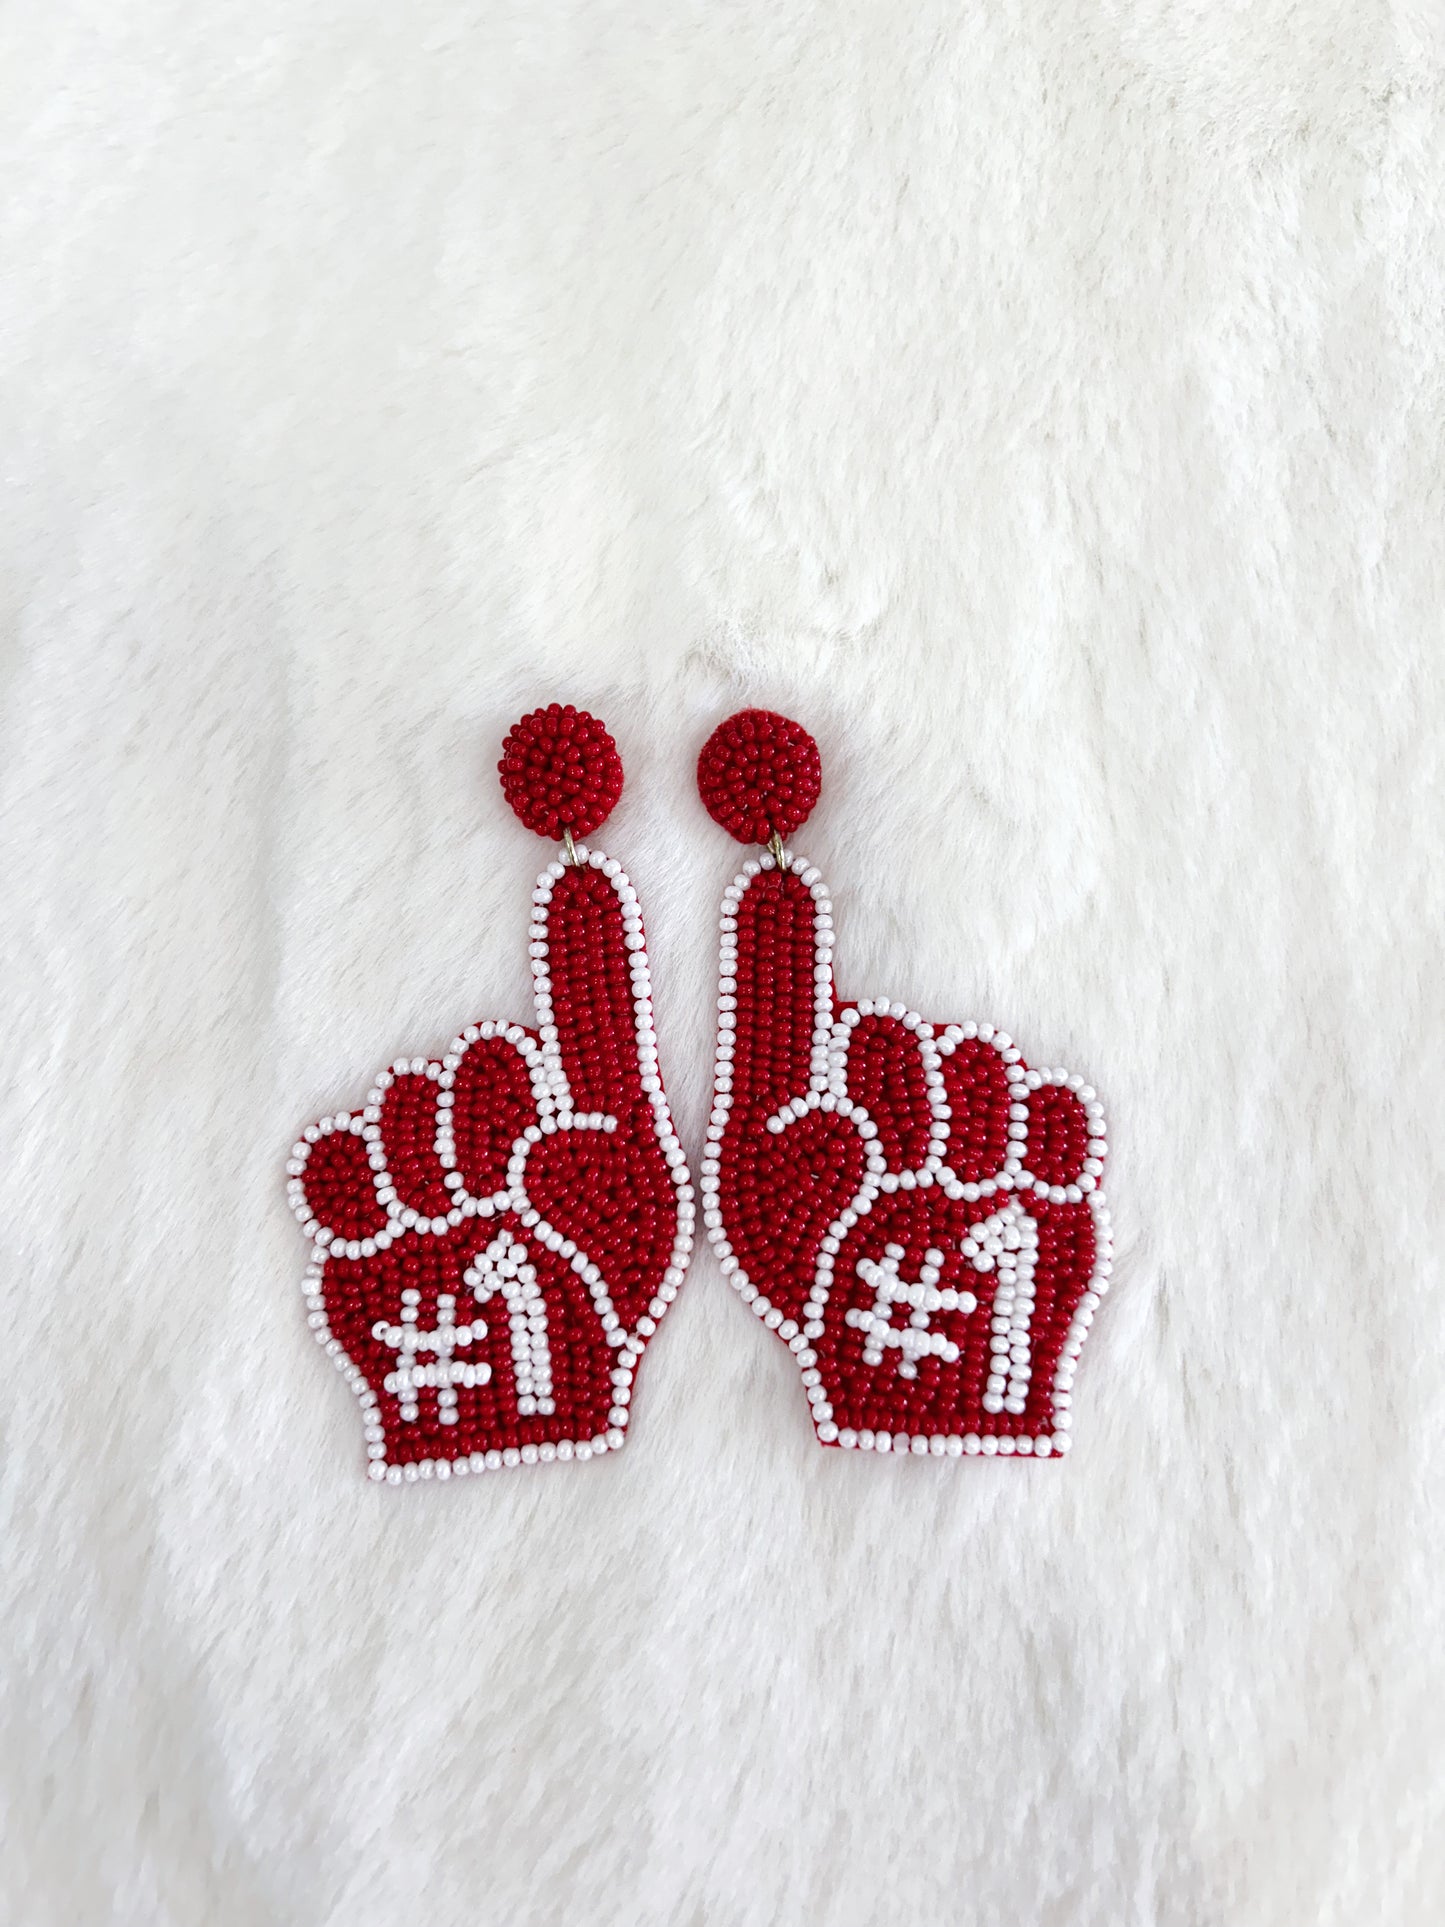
[701,848,1113,1459]
[287,844,695,1482]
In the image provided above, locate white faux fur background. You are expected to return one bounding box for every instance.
[3,4,1443,1923]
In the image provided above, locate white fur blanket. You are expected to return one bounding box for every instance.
[3,5,1442,1923]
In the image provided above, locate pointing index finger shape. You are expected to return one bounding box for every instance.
[727,865,831,1115]
[536,860,651,1120]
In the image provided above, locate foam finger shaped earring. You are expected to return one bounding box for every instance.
[287,705,694,1483]
[697,710,1113,1461]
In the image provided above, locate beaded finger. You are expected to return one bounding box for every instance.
[698,709,1113,1459]
[289,705,694,1482]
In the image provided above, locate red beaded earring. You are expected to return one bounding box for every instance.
[697,710,1113,1461]
[287,705,694,1483]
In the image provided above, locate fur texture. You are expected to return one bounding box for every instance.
[2,4,1443,1923]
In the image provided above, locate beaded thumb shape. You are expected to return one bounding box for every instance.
[697,709,1113,1460]
[287,705,694,1483]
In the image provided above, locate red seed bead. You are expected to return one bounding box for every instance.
[498,703,623,840]
[697,709,822,845]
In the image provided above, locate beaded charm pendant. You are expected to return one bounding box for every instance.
[288,705,694,1482]
[698,710,1113,1460]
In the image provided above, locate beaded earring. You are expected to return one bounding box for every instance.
[697,710,1113,1460]
[287,705,694,1483]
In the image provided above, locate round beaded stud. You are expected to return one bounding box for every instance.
[697,708,822,850]
[498,703,624,841]
[697,709,1114,1459]
[287,705,694,1482]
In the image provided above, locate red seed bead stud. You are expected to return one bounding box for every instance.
[697,709,821,846]
[498,703,624,841]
